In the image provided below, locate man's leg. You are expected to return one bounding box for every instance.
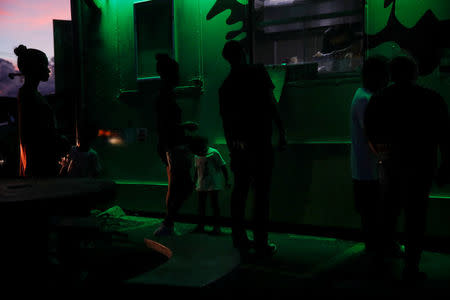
[377,157,402,258]
[163,154,177,229]
[163,164,173,226]
[403,177,431,280]
[155,151,193,235]
[231,160,251,249]
[253,148,275,255]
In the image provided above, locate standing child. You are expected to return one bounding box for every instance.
[191,136,230,234]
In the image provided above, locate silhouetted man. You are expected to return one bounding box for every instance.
[365,56,450,281]
[219,40,286,258]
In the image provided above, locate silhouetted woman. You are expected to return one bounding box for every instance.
[15,45,58,177]
[2,45,58,287]
[154,53,198,236]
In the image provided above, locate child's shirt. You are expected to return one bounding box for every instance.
[64,146,102,178]
[194,147,226,191]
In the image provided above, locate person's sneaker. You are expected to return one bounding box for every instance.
[153,223,174,236]
[254,242,277,259]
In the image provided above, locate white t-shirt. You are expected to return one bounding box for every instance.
[350,88,378,181]
[194,147,226,191]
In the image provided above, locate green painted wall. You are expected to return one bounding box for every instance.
[76,0,245,183]
[75,0,450,238]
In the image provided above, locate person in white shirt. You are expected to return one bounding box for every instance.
[191,136,230,234]
[350,55,389,254]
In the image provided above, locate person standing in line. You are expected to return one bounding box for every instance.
[365,55,450,281]
[351,55,402,255]
[219,40,287,259]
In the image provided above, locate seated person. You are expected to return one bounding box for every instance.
[59,125,101,178]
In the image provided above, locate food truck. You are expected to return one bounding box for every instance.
[62,0,450,238]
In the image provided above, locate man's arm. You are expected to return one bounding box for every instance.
[221,165,231,188]
[436,96,450,186]
[219,89,237,151]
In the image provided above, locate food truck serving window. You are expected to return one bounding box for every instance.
[134,0,174,80]
[253,0,364,75]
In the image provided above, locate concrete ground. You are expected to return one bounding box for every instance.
[47,215,450,293]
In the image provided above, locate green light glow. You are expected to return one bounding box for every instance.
[429,195,450,199]
[137,76,161,81]
[114,180,168,186]
[211,138,225,145]
[236,0,248,5]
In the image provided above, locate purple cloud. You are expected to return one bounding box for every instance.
[0,58,22,97]
[0,57,55,97]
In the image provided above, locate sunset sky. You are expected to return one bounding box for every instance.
[0,0,71,63]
